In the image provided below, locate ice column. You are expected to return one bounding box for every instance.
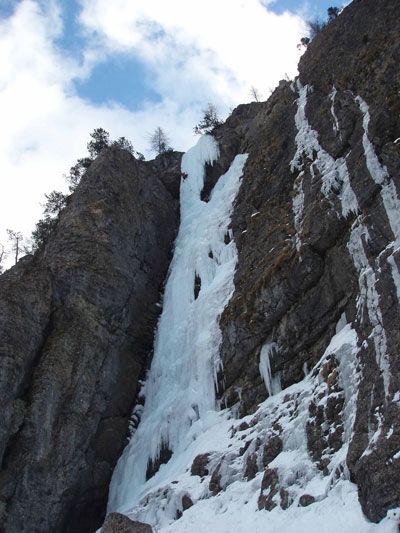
[108,135,247,513]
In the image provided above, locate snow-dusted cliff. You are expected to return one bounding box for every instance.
[104,81,400,532]
[0,0,399,531]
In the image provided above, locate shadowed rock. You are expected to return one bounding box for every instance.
[0,146,180,532]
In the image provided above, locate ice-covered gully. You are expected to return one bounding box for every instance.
[105,89,400,530]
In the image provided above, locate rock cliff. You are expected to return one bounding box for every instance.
[214,0,400,522]
[0,0,399,530]
[0,148,181,532]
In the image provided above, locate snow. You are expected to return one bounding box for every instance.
[119,321,396,532]
[105,268,398,533]
[162,479,397,533]
[290,82,359,245]
[356,96,400,241]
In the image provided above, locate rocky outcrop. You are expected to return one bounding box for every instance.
[100,513,152,533]
[0,147,181,532]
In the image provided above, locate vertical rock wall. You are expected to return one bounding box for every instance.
[215,0,400,521]
[0,147,181,532]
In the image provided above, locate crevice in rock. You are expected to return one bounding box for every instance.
[194,273,201,300]
[146,444,173,480]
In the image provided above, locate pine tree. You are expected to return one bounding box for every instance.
[327,6,340,21]
[42,190,66,216]
[112,136,135,154]
[194,103,222,135]
[87,128,110,158]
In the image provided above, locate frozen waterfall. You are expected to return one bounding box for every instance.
[107,135,248,514]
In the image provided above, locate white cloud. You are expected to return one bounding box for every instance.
[0,0,306,270]
[78,0,306,105]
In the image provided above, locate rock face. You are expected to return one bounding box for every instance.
[1,0,400,530]
[0,147,181,532]
[214,0,400,523]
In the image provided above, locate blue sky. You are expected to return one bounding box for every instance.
[270,0,336,16]
[76,56,161,109]
[0,0,350,268]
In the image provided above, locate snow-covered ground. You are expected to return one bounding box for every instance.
[108,324,399,532]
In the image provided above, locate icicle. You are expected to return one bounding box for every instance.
[259,343,281,396]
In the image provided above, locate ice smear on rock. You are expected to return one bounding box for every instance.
[291,83,397,401]
[290,82,359,253]
[291,82,359,219]
[356,96,400,240]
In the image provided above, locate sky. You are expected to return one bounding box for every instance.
[0,0,348,269]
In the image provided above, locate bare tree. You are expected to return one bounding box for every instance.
[6,229,23,264]
[150,127,171,155]
[250,86,262,102]
[0,243,6,274]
